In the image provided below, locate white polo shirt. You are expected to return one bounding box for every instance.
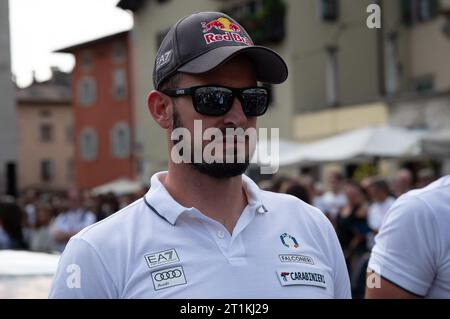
[369,175,450,298]
[49,172,350,299]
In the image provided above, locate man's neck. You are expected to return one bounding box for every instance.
[162,163,248,234]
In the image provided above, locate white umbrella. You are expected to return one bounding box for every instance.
[283,125,425,165]
[91,178,142,196]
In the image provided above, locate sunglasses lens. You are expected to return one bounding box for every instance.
[242,88,269,116]
[193,87,234,116]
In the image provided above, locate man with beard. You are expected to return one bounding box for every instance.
[49,12,350,299]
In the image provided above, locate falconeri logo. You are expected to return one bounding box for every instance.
[280,233,299,248]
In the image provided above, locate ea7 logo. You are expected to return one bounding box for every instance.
[145,249,180,268]
[155,50,172,70]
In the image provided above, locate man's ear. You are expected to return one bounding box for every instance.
[147,90,172,129]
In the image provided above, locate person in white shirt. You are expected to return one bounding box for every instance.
[366,175,450,298]
[322,171,347,221]
[49,12,350,299]
[366,178,396,233]
[30,203,56,253]
[51,193,95,253]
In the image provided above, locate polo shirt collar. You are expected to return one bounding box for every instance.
[144,172,189,226]
[143,172,268,226]
[241,174,269,214]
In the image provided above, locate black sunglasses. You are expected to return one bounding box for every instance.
[162,85,270,117]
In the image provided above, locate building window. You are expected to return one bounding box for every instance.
[40,159,54,182]
[318,0,339,22]
[112,68,127,100]
[77,76,97,106]
[386,32,399,96]
[39,123,53,143]
[111,122,131,159]
[225,0,286,45]
[79,128,98,161]
[414,74,434,94]
[402,0,440,25]
[112,41,126,63]
[80,51,92,70]
[326,46,339,107]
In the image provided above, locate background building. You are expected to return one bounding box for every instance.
[56,31,135,189]
[0,0,17,196]
[118,0,450,179]
[16,68,74,192]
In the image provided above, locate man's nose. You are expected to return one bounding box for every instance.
[223,97,247,127]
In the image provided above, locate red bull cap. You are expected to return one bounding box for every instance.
[153,11,288,90]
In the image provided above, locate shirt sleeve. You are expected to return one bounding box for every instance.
[48,237,118,298]
[368,196,438,297]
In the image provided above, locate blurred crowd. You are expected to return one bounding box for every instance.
[0,187,147,254]
[0,167,439,298]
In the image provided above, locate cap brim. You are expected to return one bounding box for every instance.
[177,46,288,84]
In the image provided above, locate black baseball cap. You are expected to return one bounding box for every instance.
[153,11,288,90]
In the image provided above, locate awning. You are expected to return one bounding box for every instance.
[91,178,143,196]
[421,129,450,157]
[258,125,425,167]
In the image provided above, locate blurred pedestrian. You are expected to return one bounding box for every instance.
[300,175,327,213]
[366,177,395,234]
[336,182,370,275]
[416,168,436,188]
[0,201,28,250]
[51,191,96,252]
[322,171,347,221]
[285,183,311,204]
[393,168,413,198]
[30,203,56,253]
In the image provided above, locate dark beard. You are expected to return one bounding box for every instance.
[172,108,250,179]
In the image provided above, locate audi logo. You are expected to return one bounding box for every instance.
[154,269,182,281]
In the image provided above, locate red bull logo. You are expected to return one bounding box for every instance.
[201,17,251,46]
[201,17,241,33]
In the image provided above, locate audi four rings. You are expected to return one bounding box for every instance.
[154,270,183,281]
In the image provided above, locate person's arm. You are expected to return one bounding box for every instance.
[365,197,437,299]
[365,273,420,299]
[49,237,118,298]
